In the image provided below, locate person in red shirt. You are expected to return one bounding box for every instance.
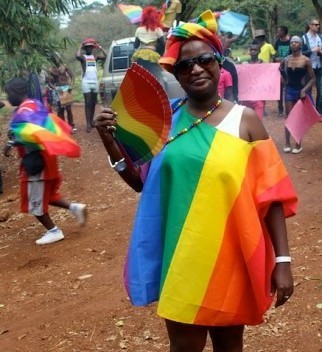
[3,78,87,245]
[218,67,233,101]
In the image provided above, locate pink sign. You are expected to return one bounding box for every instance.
[236,63,280,101]
[285,96,321,144]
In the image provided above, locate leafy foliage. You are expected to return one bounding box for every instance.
[0,0,83,87]
[0,0,319,90]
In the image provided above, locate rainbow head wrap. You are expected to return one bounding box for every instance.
[159,10,223,73]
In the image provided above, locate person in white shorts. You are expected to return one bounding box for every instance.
[76,39,107,133]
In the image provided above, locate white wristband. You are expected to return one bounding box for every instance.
[108,155,127,173]
[108,155,125,168]
[275,256,292,263]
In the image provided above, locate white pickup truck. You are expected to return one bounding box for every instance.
[99,37,185,106]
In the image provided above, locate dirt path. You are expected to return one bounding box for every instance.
[0,103,321,352]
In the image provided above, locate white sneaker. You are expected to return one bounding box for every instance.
[71,203,87,225]
[36,228,64,245]
[283,146,291,153]
[291,147,303,154]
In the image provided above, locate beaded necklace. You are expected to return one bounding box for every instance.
[164,96,222,146]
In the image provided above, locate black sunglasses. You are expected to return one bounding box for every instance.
[174,53,218,76]
[311,23,320,26]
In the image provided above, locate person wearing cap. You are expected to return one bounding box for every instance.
[254,29,276,116]
[94,10,297,351]
[254,29,276,63]
[76,39,107,133]
[280,36,315,154]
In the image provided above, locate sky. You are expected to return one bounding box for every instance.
[83,0,107,4]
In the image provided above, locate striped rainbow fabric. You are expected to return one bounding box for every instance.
[117,4,142,24]
[124,106,298,326]
[111,63,171,165]
[159,10,223,72]
[10,99,80,158]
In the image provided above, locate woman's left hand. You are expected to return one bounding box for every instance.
[270,263,294,307]
[300,90,306,99]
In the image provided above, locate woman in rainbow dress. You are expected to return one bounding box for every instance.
[94,10,298,352]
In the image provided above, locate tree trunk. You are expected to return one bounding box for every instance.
[180,0,199,22]
[312,0,322,21]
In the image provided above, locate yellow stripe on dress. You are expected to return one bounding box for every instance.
[157,132,252,323]
[113,90,160,149]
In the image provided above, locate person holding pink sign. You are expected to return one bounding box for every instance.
[280,36,315,154]
[240,40,265,119]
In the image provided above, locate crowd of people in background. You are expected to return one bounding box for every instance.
[1,8,322,202]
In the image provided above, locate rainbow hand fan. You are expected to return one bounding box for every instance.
[111,63,172,165]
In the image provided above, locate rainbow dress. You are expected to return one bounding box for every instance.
[124,104,298,326]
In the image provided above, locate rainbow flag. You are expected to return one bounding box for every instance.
[117,4,142,24]
[10,99,80,158]
[124,106,297,326]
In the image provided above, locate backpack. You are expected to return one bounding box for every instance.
[21,150,44,176]
[302,33,322,58]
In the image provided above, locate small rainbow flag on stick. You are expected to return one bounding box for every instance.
[10,99,80,158]
[117,3,142,24]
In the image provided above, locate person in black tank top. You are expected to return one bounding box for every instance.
[280,36,315,154]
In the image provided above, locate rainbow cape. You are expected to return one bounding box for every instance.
[10,99,80,158]
[124,105,297,326]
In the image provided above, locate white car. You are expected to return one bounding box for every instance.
[99,37,185,106]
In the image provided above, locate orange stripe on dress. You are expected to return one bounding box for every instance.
[194,140,296,326]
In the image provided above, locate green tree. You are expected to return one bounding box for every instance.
[183,0,316,42]
[312,0,322,20]
[0,0,83,86]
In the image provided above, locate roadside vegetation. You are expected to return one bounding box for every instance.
[0,0,319,102]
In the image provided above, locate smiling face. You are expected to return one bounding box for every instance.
[175,40,220,101]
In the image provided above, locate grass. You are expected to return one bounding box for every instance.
[231,47,250,63]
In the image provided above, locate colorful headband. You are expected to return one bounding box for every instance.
[159,10,223,73]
